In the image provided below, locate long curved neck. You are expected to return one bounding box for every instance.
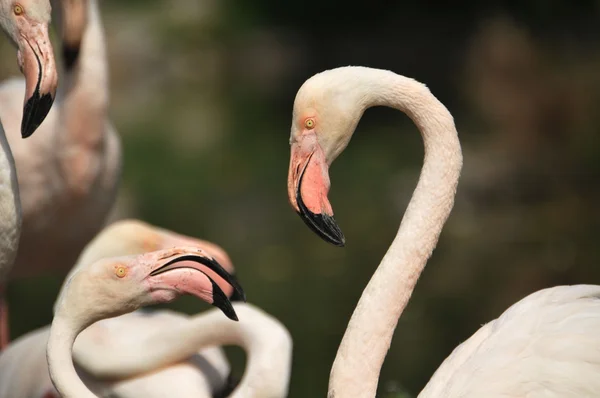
[56,0,108,192]
[328,70,462,397]
[75,304,292,397]
[47,314,97,398]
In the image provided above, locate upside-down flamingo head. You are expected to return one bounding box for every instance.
[0,0,58,138]
[55,247,246,326]
[287,68,368,247]
[73,219,246,303]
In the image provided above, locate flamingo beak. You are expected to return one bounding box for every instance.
[161,234,245,302]
[17,22,58,138]
[288,136,345,246]
[60,0,88,70]
[228,274,246,302]
[146,248,246,321]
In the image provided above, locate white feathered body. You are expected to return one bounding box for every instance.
[421,285,600,398]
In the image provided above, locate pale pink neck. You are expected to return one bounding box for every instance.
[56,0,108,158]
[328,70,462,397]
[47,314,97,398]
[74,304,291,397]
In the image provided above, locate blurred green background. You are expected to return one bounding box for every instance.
[2,0,600,396]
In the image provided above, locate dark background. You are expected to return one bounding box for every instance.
[1,1,599,396]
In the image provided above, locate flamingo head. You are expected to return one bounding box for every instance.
[287,68,368,247]
[55,246,246,328]
[0,0,58,138]
[72,219,246,303]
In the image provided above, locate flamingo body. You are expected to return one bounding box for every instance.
[0,0,119,349]
[1,0,120,280]
[0,0,59,350]
[420,285,600,398]
[47,246,242,397]
[288,66,600,398]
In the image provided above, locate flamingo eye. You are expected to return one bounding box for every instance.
[13,4,24,15]
[304,118,315,129]
[116,266,128,278]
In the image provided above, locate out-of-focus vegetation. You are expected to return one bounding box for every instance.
[2,1,600,396]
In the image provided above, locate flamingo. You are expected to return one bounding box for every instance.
[4,219,287,398]
[0,0,58,138]
[59,218,246,386]
[45,246,243,398]
[287,66,600,397]
[50,217,244,392]
[0,0,120,348]
[0,302,291,398]
[5,0,121,280]
[0,216,242,398]
[0,0,58,350]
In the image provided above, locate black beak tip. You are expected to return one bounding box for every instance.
[296,192,346,246]
[21,92,54,139]
[214,296,239,321]
[211,280,239,322]
[218,300,239,321]
[295,172,346,247]
[229,273,247,303]
[297,208,346,247]
[331,229,346,247]
[206,257,246,303]
[226,309,239,322]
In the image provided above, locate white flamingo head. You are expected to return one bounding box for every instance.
[54,246,246,328]
[0,0,58,138]
[287,67,375,246]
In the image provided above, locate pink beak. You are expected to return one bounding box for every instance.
[161,234,244,302]
[145,247,246,321]
[17,21,58,138]
[287,134,345,246]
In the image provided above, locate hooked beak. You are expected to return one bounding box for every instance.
[17,22,58,138]
[146,247,246,321]
[162,233,245,302]
[288,136,345,247]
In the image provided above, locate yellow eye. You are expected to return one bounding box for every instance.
[116,266,127,278]
[304,118,315,129]
[13,4,24,15]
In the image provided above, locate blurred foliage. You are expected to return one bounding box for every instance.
[2,0,600,397]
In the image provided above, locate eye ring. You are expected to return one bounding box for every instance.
[13,4,24,15]
[304,118,315,130]
[116,266,128,278]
